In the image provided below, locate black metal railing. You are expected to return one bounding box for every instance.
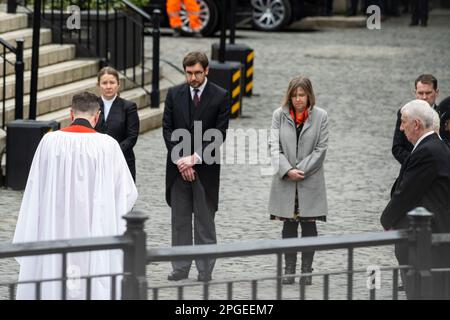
[146,208,450,300]
[1,208,449,300]
[8,0,161,118]
[0,37,24,130]
[0,212,148,300]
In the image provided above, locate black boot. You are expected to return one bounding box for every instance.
[282,253,297,285]
[299,253,314,286]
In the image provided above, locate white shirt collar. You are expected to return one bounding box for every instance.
[101,95,117,104]
[412,130,434,152]
[190,78,207,99]
[101,95,117,121]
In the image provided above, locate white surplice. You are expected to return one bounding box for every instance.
[12,130,138,300]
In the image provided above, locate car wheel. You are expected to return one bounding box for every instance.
[251,0,292,31]
[179,0,219,36]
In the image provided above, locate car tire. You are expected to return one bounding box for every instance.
[251,0,292,31]
[179,0,219,36]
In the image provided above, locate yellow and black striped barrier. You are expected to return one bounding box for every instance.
[244,50,254,97]
[208,60,243,118]
[211,43,254,98]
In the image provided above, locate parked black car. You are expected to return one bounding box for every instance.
[145,0,322,36]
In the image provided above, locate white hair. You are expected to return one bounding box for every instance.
[401,99,435,129]
[432,108,440,132]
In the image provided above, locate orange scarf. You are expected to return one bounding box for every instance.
[290,107,309,126]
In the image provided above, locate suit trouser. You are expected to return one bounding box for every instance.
[411,0,428,23]
[170,175,217,276]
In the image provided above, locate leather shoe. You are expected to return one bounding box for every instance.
[197,274,212,282]
[167,271,188,281]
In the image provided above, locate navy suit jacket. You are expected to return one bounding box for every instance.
[382,133,450,232]
[162,81,230,211]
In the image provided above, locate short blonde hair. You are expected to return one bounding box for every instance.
[282,76,316,110]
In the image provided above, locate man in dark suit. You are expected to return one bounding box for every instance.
[381,99,450,299]
[163,51,230,282]
[392,74,440,165]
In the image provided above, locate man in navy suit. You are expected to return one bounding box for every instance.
[163,51,230,282]
[392,74,441,165]
[381,99,450,299]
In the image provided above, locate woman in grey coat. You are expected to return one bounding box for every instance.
[268,76,329,285]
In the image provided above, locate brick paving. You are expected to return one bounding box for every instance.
[1,11,450,300]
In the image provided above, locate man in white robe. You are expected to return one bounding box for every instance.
[12,92,138,300]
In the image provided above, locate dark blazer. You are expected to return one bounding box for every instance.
[392,104,444,164]
[162,81,230,211]
[381,133,450,232]
[95,96,140,180]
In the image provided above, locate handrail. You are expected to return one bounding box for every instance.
[0,38,17,54]
[10,0,161,114]
[0,235,133,259]
[147,230,409,262]
[121,0,152,21]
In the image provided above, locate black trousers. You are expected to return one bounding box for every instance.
[410,0,428,23]
[282,220,318,264]
[170,176,217,276]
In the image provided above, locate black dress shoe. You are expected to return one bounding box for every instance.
[197,274,212,282]
[167,271,189,281]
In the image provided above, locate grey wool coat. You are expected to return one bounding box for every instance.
[268,105,329,219]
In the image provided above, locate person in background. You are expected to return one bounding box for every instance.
[166,0,202,37]
[95,67,140,182]
[438,96,450,146]
[268,76,329,285]
[392,74,440,165]
[410,0,429,26]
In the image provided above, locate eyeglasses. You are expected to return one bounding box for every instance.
[185,71,204,79]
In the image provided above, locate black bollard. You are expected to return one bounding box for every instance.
[208,0,243,118]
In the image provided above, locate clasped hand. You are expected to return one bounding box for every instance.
[286,169,305,181]
[177,155,197,182]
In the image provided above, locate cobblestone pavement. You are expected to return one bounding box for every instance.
[1,12,450,300]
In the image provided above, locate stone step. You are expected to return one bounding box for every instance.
[36,79,172,131]
[0,58,99,100]
[0,44,76,76]
[0,64,157,124]
[0,28,52,50]
[0,12,28,34]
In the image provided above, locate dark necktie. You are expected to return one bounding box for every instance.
[193,89,200,108]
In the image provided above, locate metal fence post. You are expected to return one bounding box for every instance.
[29,0,42,120]
[7,0,17,13]
[14,39,24,120]
[407,207,433,300]
[121,211,148,300]
[150,9,160,108]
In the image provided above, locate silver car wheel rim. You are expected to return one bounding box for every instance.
[251,0,286,29]
[180,0,211,33]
